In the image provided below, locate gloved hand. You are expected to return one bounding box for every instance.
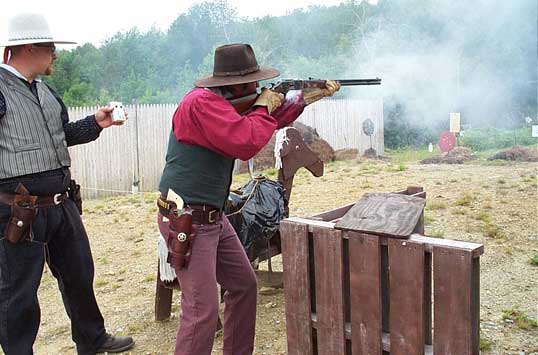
[324,80,341,97]
[254,88,284,114]
[303,80,341,105]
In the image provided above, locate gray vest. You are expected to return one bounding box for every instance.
[0,69,70,179]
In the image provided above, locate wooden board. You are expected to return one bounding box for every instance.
[312,226,346,355]
[334,193,426,238]
[388,239,425,355]
[280,220,314,355]
[433,246,478,355]
[310,202,355,222]
[348,232,383,354]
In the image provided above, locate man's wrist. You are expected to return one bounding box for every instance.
[90,115,104,131]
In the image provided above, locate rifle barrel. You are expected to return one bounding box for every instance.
[337,78,381,86]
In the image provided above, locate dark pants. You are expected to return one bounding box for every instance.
[0,169,106,355]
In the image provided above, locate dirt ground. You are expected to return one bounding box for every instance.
[6,158,537,355]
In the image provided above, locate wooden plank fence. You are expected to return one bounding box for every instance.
[67,99,383,198]
[280,199,483,355]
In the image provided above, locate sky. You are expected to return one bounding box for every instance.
[0,0,376,47]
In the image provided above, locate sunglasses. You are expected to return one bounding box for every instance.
[34,43,56,53]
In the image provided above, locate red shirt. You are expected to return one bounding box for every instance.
[172,88,306,161]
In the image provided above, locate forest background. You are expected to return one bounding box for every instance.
[43,0,537,149]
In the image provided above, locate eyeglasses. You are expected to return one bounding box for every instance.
[34,44,56,53]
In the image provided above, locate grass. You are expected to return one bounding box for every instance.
[455,192,474,206]
[429,229,445,238]
[483,223,505,239]
[144,274,156,282]
[94,279,108,287]
[385,163,408,172]
[502,307,538,330]
[475,211,492,224]
[479,337,493,351]
[127,322,146,333]
[451,208,467,215]
[427,201,447,210]
[385,146,441,163]
[530,252,538,266]
[424,215,436,225]
[504,246,514,256]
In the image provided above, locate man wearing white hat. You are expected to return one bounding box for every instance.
[0,13,135,354]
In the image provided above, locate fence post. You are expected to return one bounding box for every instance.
[132,100,140,193]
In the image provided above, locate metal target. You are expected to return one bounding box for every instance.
[362,118,375,136]
[438,131,456,152]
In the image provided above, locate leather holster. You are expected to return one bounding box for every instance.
[4,184,37,243]
[158,197,195,271]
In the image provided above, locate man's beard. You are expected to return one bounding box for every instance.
[44,65,53,76]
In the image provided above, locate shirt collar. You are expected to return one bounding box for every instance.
[0,64,42,83]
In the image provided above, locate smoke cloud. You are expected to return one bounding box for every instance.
[347,0,537,130]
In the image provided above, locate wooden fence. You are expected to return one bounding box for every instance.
[67,99,383,198]
[280,201,483,354]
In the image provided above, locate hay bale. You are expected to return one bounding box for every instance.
[309,138,335,162]
[335,148,359,161]
[488,146,538,162]
[421,147,476,164]
[362,148,378,159]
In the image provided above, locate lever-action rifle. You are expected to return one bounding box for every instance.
[230,78,382,114]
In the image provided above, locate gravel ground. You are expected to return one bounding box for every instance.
[2,158,536,355]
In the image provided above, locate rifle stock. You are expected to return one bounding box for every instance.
[228,93,258,114]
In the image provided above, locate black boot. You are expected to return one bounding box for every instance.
[95,333,135,353]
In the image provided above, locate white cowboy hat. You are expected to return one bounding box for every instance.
[1,13,76,47]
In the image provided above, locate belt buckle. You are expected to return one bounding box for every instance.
[53,193,62,205]
[208,209,218,224]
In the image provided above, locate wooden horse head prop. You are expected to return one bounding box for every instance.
[275,127,324,204]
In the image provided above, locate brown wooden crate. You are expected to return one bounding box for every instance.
[348,232,383,354]
[312,226,346,355]
[286,219,484,258]
[424,252,433,345]
[388,239,425,355]
[433,246,478,355]
[334,193,426,238]
[280,220,314,355]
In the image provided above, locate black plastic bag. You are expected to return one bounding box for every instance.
[225,176,286,262]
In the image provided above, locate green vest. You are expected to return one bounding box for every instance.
[159,132,235,209]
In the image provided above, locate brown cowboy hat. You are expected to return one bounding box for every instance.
[194,43,279,88]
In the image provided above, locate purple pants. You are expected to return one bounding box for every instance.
[158,214,257,355]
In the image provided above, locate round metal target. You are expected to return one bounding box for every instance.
[438,131,456,152]
[362,119,375,136]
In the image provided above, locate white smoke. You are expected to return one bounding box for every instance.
[346,0,537,129]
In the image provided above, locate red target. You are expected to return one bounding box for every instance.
[438,131,456,152]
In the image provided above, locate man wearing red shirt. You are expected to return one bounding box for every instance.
[157,43,338,355]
